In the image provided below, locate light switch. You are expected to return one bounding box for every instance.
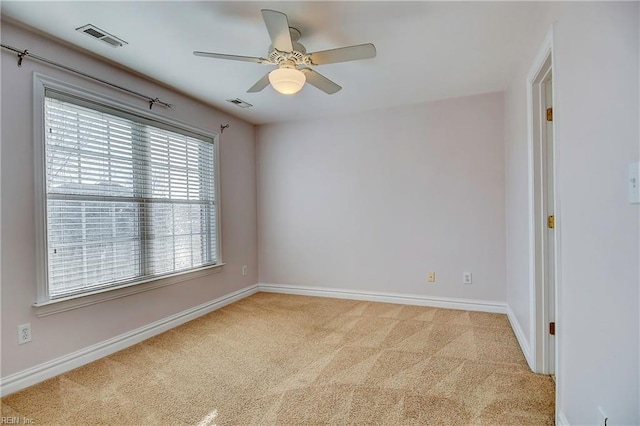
[630,162,640,204]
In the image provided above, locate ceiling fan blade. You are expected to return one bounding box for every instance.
[193,51,268,64]
[300,68,342,94]
[247,73,271,93]
[309,43,377,65]
[261,9,293,52]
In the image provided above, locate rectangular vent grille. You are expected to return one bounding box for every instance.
[83,28,104,38]
[226,98,253,108]
[101,37,122,47]
[76,24,127,48]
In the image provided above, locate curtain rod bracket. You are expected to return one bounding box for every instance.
[2,43,173,110]
[220,124,229,134]
[149,97,172,110]
[17,49,28,67]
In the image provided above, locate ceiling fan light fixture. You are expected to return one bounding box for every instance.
[268,67,306,95]
[193,9,375,95]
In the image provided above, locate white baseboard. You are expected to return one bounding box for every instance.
[506,306,535,370]
[557,410,569,426]
[0,284,259,397]
[258,283,507,314]
[1,283,510,397]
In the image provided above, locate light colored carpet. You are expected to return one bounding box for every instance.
[1,293,555,425]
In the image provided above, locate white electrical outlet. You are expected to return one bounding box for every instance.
[18,323,32,344]
[463,272,472,285]
[242,265,248,276]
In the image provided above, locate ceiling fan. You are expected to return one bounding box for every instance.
[193,9,376,95]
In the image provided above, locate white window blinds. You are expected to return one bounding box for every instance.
[44,90,218,299]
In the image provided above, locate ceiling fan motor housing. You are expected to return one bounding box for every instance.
[268,30,310,68]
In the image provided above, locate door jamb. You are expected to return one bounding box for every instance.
[526,26,558,376]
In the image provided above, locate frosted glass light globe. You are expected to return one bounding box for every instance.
[268,67,306,95]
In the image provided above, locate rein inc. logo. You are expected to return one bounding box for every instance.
[1,417,34,424]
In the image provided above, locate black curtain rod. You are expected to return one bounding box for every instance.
[1,43,172,110]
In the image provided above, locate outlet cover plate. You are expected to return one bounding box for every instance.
[18,323,32,344]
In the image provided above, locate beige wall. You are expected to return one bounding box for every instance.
[505,2,640,423]
[257,92,506,303]
[1,21,258,377]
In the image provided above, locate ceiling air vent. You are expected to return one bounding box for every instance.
[226,98,253,108]
[76,24,127,48]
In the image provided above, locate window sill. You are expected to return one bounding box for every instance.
[33,263,225,317]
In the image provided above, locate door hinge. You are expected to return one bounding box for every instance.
[546,108,553,121]
[549,322,555,336]
[547,215,555,229]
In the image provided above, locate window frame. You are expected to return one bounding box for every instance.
[33,73,223,316]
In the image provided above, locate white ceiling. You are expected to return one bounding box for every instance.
[1,1,549,125]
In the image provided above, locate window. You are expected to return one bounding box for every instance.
[35,79,220,305]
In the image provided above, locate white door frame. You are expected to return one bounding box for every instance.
[526,27,559,375]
